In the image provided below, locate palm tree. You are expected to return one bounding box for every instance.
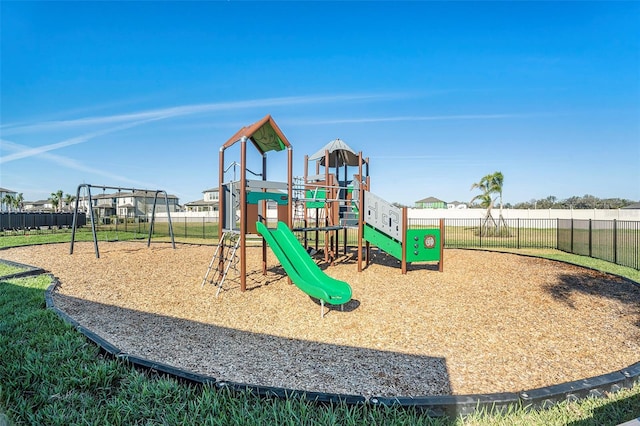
[488,171,504,215]
[50,190,63,212]
[64,193,76,212]
[470,171,508,236]
[13,193,23,212]
[2,194,15,212]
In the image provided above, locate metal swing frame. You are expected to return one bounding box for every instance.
[69,183,176,258]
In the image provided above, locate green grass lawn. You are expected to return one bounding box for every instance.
[1,238,639,425]
[0,262,25,277]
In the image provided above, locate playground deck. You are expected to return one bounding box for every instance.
[2,241,638,398]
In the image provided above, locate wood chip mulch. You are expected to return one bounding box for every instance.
[2,241,638,398]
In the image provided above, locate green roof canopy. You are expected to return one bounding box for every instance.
[222,114,291,154]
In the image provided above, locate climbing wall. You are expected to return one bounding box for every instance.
[363,190,402,242]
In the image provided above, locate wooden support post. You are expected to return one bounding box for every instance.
[357,152,363,272]
[287,147,293,228]
[218,148,225,281]
[324,149,330,263]
[240,137,247,292]
[287,147,293,286]
[439,218,445,272]
[303,154,309,248]
[365,158,370,264]
[401,207,408,274]
[262,153,267,275]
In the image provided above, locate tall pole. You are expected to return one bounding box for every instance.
[324,149,330,262]
[70,184,82,255]
[262,153,267,275]
[439,218,445,272]
[161,190,176,249]
[240,137,247,292]
[357,152,363,272]
[287,147,293,228]
[218,147,225,281]
[343,162,348,255]
[303,154,309,242]
[401,207,408,274]
[365,157,370,264]
[315,158,320,252]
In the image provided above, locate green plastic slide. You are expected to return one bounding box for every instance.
[256,221,352,306]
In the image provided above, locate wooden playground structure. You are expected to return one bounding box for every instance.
[203,114,444,304]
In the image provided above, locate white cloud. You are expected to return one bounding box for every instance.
[0,118,161,164]
[291,113,535,126]
[0,93,397,135]
[1,139,155,187]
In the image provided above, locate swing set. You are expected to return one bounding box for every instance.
[69,183,176,258]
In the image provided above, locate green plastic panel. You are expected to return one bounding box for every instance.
[363,225,441,263]
[252,123,287,152]
[305,188,327,208]
[363,224,402,260]
[405,228,441,262]
[246,192,289,205]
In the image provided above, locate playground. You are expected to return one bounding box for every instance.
[2,241,639,398]
[3,115,637,407]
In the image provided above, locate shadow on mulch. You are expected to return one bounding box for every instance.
[50,291,452,397]
[309,297,361,313]
[545,272,640,327]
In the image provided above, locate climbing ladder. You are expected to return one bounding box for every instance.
[201,231,240,297]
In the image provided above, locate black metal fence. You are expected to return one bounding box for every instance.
[2,214,638,270]
[558,219,640,270]
[409,218,639,269]
[415,218,559,250]
[0,212,86,231]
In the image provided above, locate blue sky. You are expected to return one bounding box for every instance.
[1,1,639,206]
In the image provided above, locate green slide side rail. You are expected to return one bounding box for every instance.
[256,221,352,306]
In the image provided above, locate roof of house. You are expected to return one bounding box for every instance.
[81,191,178,200]
[622,202,640,209]
[0,187,16,193]
[185,199,217,206]
[415,196,445,204]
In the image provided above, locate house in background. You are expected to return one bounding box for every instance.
[76,191,180,219]
[0,187,17,212]
[23,200,55,212]
[184,188,219,212]
[447,201,468,209]
[415,196,447,209]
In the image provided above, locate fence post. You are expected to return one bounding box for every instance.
[202,217,205,239]
[589,219,593,257]
[570,219,574,253]
[517,218,520,249]
[613,219,617,265]
[478,218,482,248]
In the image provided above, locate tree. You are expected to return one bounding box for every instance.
[50,190,63,212]
[64,193,76,212]
[470,171,509,237]
[490,171,504,214]
[13,193,23,211]
[2,194,15,212]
